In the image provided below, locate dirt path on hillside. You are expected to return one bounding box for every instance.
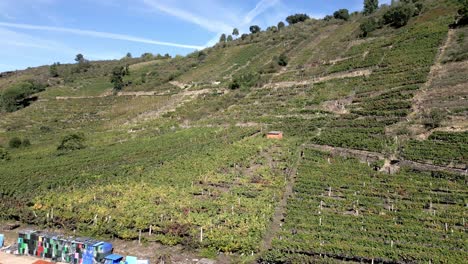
[410,29,455,120]
[125,89,214,124]
[262,68,372,89]
[55,90,167,100]
[169,81,187,89]
[259,145,304,254]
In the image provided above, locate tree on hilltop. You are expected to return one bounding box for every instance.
[219,33,227,43]
[49,62,59,77]
[249,25,261,34]
[110,65,129,92]
[364,0,379,15]
[286,13,310,24]
[232,28,239,36]
[383,3,414,27]
[334,9,350,21]
[278,21,285,30]
[75,54,85,64]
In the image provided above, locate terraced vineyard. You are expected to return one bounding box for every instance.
[262,148,467,263]
[0,0,467,262]
[1,126,294,255]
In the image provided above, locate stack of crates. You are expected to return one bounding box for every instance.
[16,230,113,264]
[18,230,35,255]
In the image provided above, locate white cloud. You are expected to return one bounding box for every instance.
[242,0,281,26]
[0,27,76,53]
[0,0,56,20]
[141,0,234,33]
[0,22,204,50]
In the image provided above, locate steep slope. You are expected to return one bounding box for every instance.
[0,0,466,262]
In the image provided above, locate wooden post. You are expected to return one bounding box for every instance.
[138,229,142,244]
[149,225,152,236]
[328,187,332,197]
[319,217,322,226]
[200,227,203,242]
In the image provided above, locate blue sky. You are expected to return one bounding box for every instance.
[0,0,391,72]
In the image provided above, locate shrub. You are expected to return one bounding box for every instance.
[230,73,260,90]
[364,0,379,15]
[360,17,381,37]
[333,9,350,21]
[278,21,285,30]
[110,65,129,92]
[267,26,278,32]
[260,62,280,74]
[0,147,9,161]
[40,126,52,133]
[249,25,261,34]
[49,63,59,77]
[57,133,86,152]
[229,79,240,90]
[219,34,226,43]
[456,0,468,26]
[422,109,446,129]
[0,81,46,112]
[141,53,154,60]
[383,4,414,28]
[22,138,31,147]
[9,137,22,148]
[286,14,310,24]
[277,53,289,66]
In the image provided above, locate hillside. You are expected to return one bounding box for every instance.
[0,0,467,263]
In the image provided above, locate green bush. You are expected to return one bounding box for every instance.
[231,73,260,89]
[22,138,31,147]
[333,9,350,21]
[422,109,446,129]
[360,17,381,37]
[383,4,414,28]
[49,63,59,77]
[364,0,379,15]
[260,62,280,74]
[110,65,129,92]
[0,81,46,112]
[229,79,240,90]
[277,53,289,66]
[9,137,22,148]
[57,133,86,152]
[457,0,468,26]
[286,14,310,24]
[0,147,9,161]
